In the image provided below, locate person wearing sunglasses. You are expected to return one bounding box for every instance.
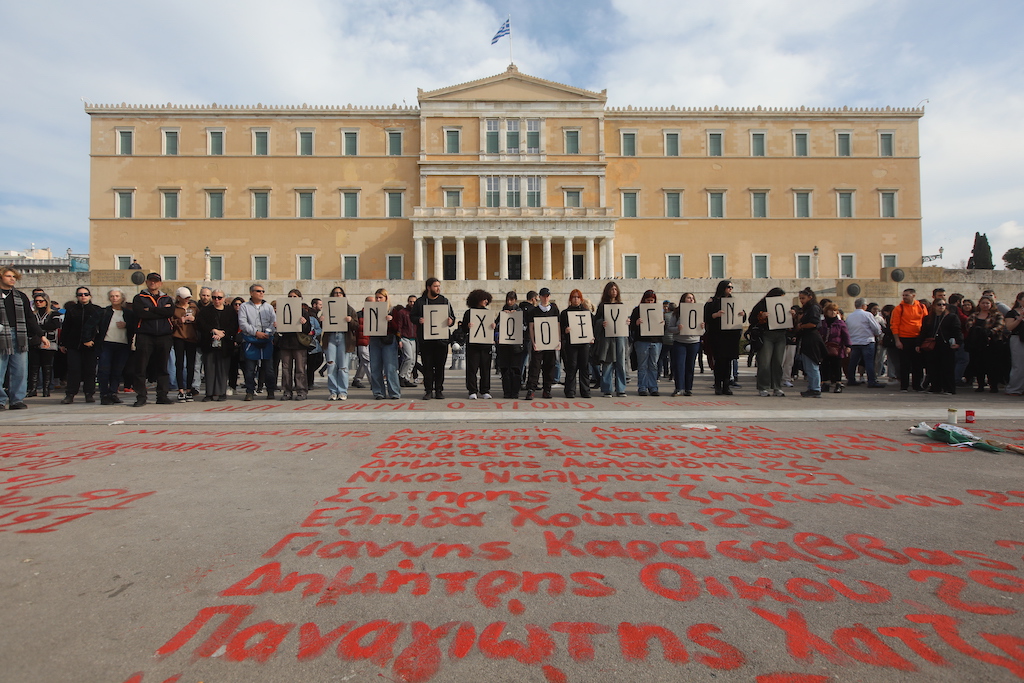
[919,299,962,395]
[130,273,176,407]
[197,289,237,401]
[27,292,59,397]
[59,287,103,404]
[94,288,137,405]
[238,283,277,401]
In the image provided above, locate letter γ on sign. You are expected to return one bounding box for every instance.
[605,304,627,338]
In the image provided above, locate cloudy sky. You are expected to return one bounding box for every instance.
[2,0,1021,267]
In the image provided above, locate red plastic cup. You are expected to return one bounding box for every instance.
[965,410,976,423]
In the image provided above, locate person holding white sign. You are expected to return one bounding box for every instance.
[629,289,663,396]
[322,286,357,401]
[559,289,594,399]
[704,280,743,396]
[462,289,495,399]
[749,287,788,397]
[496,292,527,399]
[525,287,560,400]
[278,289,312,400]
[668,292,703,397]
[368,288,402,400]
[410,278,455,400]
[594,281,627,397]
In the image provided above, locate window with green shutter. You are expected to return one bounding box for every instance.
[209,130,223,156]
[388,131,402,156]
[486,177,500,207]
[163,192,178,219]
[667,255,681,279]
[752,192,767,218]
[445,130,460,153]
[754,255,769,279]
[526,177,540,207]
[879,132,894,157]
[838,191,853,218]
[665,192,680,218]
[162,256,178,281]
[794,132,808,157]
[796,255,811,279]
[345,131,358,156]
[710,255,725,279]
[253,256,268,280]
[708,132,723,157]
[117,191,133,218]
[506,177,521,207]
[751,132,765,157]
[164,131,178,156]
[254,131,268,156]
[118,130,133,155]
[565,130,580,154]
[837,132,851,157]
[387,192,403,218]
[708,192,724,218]
[665,133,679,157]
[298,256,313,280]
[623,255,638,279]
[565,190,580,208]
[343,192,358,217]
[621,132,636,156]
[387,255,403,280]
[208,191,224,218]
[298,192,313,218]
[622,192,637,217]
[209,256,223,280]
[881,192,896,218]
[299,131,313,156]
[343,256,358,280]
[526,120,540,153]
[506,120,520,153]
[795,192,810,218]
[253,192,269,218]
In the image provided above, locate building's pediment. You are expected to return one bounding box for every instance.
[418,65,606,104]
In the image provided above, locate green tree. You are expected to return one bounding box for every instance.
[968,232,994,270]
[1003,247,1024,270]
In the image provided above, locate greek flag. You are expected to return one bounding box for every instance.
[491,19,510,44]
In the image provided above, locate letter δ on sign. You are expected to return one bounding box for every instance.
[498,310,524,345]
[533,317,559,350]
[363,301,389,336]
[277,298,304,332]
[677,303,701,334]
[766,295,791,331]
[469,310,495,345]
[322,298,348,332]
[604,303,628,338]
[567,310,594,343]
[721,300,746,330]
[638,303,663,337]
[423,304,450,340]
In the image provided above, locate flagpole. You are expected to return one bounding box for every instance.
[508,14,513,65]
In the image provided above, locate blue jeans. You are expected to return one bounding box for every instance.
[672,341,700,392]
[369,337,401,399]
[0,348,28,406]
[634,341,661,392]
[847,343,877,385]
[325,334,350,397]
[801,353,821,393]
[97,342,131,396]
[601,336,627,394]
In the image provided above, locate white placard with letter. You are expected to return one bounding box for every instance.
[277,297,304,332]
[637,303,664,338]
[498,310,524,345]
[721,299,746,330]
[532,316,559,350]
[766,296,791,331]
[603,303,628,338]
[468,309,495,345]
[363,301,389,336]
[422,304,451,340]
[677,303,702,334]
[322,297,348,332]
[566,310,594,344]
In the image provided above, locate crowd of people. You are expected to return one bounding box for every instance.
[2,265,1023,409]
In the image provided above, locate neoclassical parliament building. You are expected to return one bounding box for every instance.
[87,66,923,285]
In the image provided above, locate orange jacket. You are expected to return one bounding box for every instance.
[889,301,929,338]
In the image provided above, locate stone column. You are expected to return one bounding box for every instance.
[499,237,509,280]
[542,237,552,280]
[563,236,573,280]
[413,236,424,282]
[605,237,615,279]
[477,238,487,281]
[455,237,465,281]
[433,236,443,279]
[585,237,596,280]
[520,237,531,280]
[598,240,606,279]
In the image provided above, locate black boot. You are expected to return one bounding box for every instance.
[41,366,52,397]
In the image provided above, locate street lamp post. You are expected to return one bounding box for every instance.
[812,245,819,279]
[204,246,211,282]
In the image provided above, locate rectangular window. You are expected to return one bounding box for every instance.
[753,254,769,279]
[298,130,314,156]
[254,130,269,156]
[117,129,133,155]
[882,254,898,268]
[445,190,461,208]
[253,256,268,281]
[880,191,896,218]
[879,132,894,157]
[387,191,403,218]
[162,256,178,281]
[116,256,132,270]
[526,120,540,153]
[298,191,314,218]
[387,131,402,156]
[526,177,541,207]
[665,192,681,218]
[208,130,224,156]
[506,176,521,207]
[565,190,581,208]
[486,177,500,207]
[795,191,810,218]
[622,191,638,218]
[838,191,854,218]
[665,132,679,157]
[253,191,269,218]
[344,131,358,156]
[565,129,580,154]
[209,255,223,281]
[796,254,811,279]
[485,119,499,154]
[710,254,725,279]
[794,132,808,157]
[163,130,178,156]
[708,132,723,157]
[621,132,636,156]
[751,132,766,157]
[708,191,724,218]
[836,132,851,157]
[623,255,639,279]
[162,191,179,219]
[297,255,314,280]
[839,254,855,278]
[506,119,520,153]
[445,129,460,153]
[208,191,224,218]
[387,255,403,280]
[117,190,133,218]
[342,191,358,218]
[666,254,682,279]
[343,255,358,280]
[752,191,768,218]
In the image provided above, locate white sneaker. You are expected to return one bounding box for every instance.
[328,393,337,401]
[773,389,786,397]
[481,393,492,399]
[782,380,794,387]
[338,394,348,401]
[226,387,234,396]
[468,393,478,400]
[758,390,770,397]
